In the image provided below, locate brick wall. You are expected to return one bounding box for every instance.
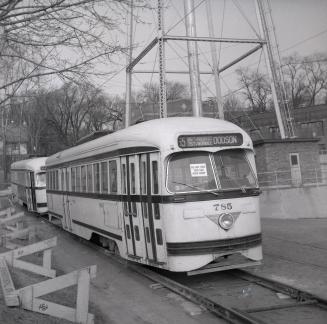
[254,139,321,187]
[254,140,320,173]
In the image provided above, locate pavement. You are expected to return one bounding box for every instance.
[254,218,327,300]
[0,195,326,323]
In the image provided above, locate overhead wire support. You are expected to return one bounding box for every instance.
[206,0,224,119]
[157,0,167,119]
[163,35,266,44]
[255,0,287,139]
[125,0,134,128]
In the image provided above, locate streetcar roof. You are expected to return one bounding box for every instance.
[10,157,47,172]
[46,117,252,167]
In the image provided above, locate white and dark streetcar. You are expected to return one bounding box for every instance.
[46,117,262,273]
[10,157,48,214]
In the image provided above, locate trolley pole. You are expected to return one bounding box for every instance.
[205,0,224,120]
[255,0,286,139]
[158,0,167,118]
[125,0,134,128]
[184,0,202,117]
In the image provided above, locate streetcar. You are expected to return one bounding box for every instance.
[10,157,48,214]
[45,117,262,274]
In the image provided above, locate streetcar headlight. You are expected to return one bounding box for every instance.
[218,213,234,230]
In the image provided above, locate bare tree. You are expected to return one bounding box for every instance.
[0,0,148,105]
[282,53,308,108]
[302,53,327,105]
[137,81,189,103]
[223,92,243,112]
[236,67,272,113]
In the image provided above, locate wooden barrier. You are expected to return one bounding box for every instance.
[18,265,97,324]
[0,209,33,248]
[0,207,15,218]
[0,237,57,278]
[0,236,97,323]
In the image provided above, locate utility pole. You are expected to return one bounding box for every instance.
[205,0,224,119]
[125,0,134,128]
[184,0,202,117]
[255,0,287,139]
[158,0,167,118]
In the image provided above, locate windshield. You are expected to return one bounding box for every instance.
[167,149,257,193]
[213,149,257,190]
[36,172,46,187]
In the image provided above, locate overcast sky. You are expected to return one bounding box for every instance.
[99,0,327,98]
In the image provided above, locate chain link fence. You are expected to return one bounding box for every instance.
[258,167,327,188]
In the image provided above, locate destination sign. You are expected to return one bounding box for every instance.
[178,133,243,148]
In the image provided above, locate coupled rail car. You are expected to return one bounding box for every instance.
[10,157,48,214]
[45,117,262,273]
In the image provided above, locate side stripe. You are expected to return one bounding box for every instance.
[46,189,260,203]
[72,220,122,241]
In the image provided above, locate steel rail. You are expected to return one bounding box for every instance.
[233,269,327,310]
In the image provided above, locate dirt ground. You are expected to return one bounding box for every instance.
[1,196,327,324]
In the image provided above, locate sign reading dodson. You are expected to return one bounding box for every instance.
[178,133,243,148]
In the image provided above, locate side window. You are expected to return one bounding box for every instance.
[55,170,59,190]
[121,163,127,194]
[101,161,108,193]
[81,165,87,192]
[140,161,147,194]
[46,172,50,190]
[76,166,81,192]
[66,169,70,191]
[87,164,93,192]
[109,160,117,193]
[94,163,100,193]
[153,203,160,220]
[71,167,76,192]
[152,160,159,194]
[61,170,65,191]
[130,162,136,194]
[156,229,163,245]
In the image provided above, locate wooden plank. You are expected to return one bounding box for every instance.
[0,237,57,266]
[5,241,23,250]
[12,237,57,259]
[76,269,91,323]
[0,212,24,225]
[0,207,15,217]
[13,259,56,278]
[17,265,96,298]
[43,249,52,270]
[3,228,30,240]
[0,257,19,306]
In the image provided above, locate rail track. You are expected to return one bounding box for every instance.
[36,213,327,324]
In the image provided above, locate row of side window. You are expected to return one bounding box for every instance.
[47,160,118,194]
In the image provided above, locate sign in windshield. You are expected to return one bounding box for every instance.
[178,133,243,148]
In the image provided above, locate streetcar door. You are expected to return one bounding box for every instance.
[120,156,145,259]
[63,168,72,231]
[26,172,35,211]
[30,172,37,211]
[139,153,166,264]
